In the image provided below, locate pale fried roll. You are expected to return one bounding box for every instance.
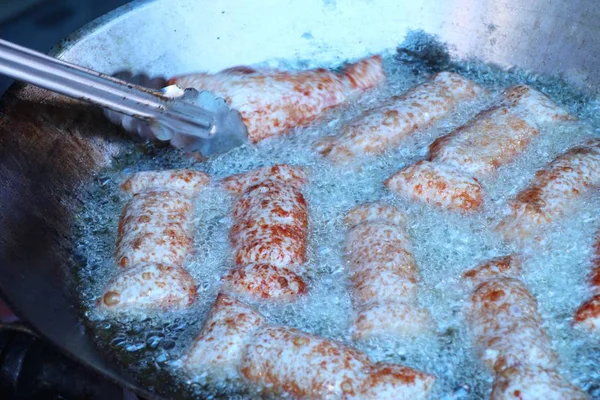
[241,325,435,399]
[344,203,431,340]
[386,86,571,214]
[183,294,434,398]
[96,263,196,313]
[241,325,370,397]
[573,228,600,333]
[496,139,600,242]
[116,170,210,268]
[429,85,571,178]
[344,202,408,227]
[182,293,266,380]
[491,366,588,400]
[464,256,557,372]
[169,55,385,143]
[121,169,211,197]
[464,256,587,399]
[503,85,573,124]
[316,71,484,164]
[115,190,193,268]
[429,104,536,178]
[98,169,209,314]
[385,160,483,212]
[357,362,436,400]
[220,165,309,301]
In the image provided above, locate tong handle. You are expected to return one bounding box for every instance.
[0,39,216,136]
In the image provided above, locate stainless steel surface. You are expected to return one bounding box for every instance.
[0,0,598,399]
[52,0,600,93]
[0,39,248,156]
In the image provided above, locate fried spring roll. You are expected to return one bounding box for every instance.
[496,139,600,242]
[221,164,307,195]
[315,72,484,164]
[120,169,211,197]
[220,263,307,302]
[345,202,408,227]
[98,170,209,313]
[464,256,587,399]
[491,366,588,400]
[344,203,431,340]
[168,56,385,143]
[385,160,483,212]
[573,228,600,333]
[429,85,571,178]
[465,256,557,371]
[116,170,210,268]
[220,165,309,301]
[96,263,196,312]
[115,190,194,269]
[182,293,435,399]
[385,86,572,213]
[182,293,266,380]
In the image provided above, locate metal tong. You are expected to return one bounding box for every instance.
[0,39,248,156]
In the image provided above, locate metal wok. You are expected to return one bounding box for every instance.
[0,0,598,398]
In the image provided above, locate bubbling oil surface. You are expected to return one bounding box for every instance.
[75,51,600,399]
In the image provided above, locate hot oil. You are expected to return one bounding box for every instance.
[75,51,600,399]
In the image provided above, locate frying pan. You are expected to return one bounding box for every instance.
[0,0,599,398]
